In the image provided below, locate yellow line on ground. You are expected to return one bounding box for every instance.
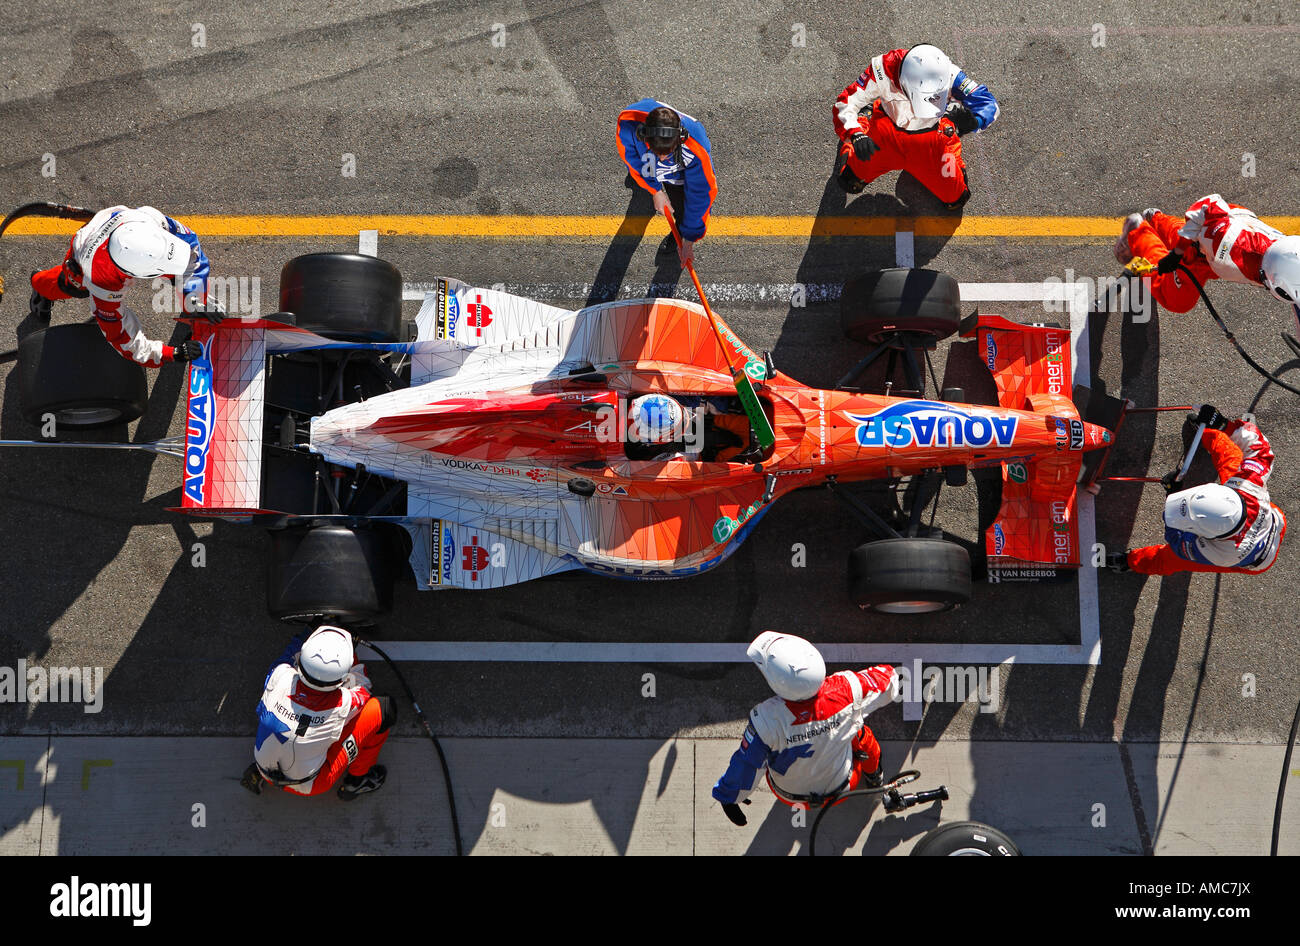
[8,213,1300,239]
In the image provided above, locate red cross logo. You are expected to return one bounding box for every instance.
[461,534,489,579]
[466,294,493,337]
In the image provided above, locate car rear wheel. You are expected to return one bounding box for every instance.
[266,524,398,625]
[17,322,148,430]
[910,821,1021,856]
[841,268,962,345]
[848,537,971,614]
[279,253,403,342]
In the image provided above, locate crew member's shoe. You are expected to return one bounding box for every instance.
[29,288,52,323]
[836,163,867,194]
[943,187,972,211]
[1114,213,1143,265]
[239,763,264,795]
[862,765,885,789]
[1106,552,1131,573]
[338,765,387,800]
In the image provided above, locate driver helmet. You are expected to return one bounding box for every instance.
[629,394,685,444]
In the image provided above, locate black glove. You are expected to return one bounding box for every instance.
[850,132,879,162]
[946,103,979,136]
[173,340,203,363]
[1156,251,1183,275]
[1195,404,1227,431]
[721,802,748,826]
[1160,470,1181,495]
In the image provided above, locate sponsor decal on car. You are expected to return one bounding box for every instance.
[429,520,456,586]
[1044,332,1066,395]
[183,346,214,504]
[1051,499,1071,563]
[461,534,488,580]
[984,334,998,372]
[1006,462,1028,484]
[847,402,1018,449]
[466,294,493,338]
[712,498,765,544]
[434,279,460,340]
[993,523,1006,554]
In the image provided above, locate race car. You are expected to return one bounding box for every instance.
[13,255,1111,621]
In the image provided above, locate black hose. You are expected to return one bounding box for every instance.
[1174,260,1300,398]
[356,638,464,856]
[1271,693,1300,856]
[807,769,925,856]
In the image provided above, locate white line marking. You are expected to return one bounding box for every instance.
[358,229,378,257]
[359,641,1095,663]
[378,279,1102,667]
[895,230,915,268]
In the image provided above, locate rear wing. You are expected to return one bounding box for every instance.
[961,313,1081,581]
[171,320,272,517]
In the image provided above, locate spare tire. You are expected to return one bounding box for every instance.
[266,524,398,625]
[279,253,403,342]
[841,268,961,344]
[910,821,1022,856]
[848,537,971,614]
[18,322,147,429]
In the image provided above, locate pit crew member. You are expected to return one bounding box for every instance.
[28,204,217,367]
[832,44,999,207]
[1114,196,1300,341]
[241,625,395,800]
[1108,407,1285,576]
[713,632,899,824]
[617,99,717,265]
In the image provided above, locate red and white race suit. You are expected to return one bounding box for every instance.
[30,205,209,366]
[1129,419,1287,575]
[253,639,388,796]
[1124,195,1286,314]
[713,665,899,805]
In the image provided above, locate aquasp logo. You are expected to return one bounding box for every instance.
[183,350,214,504]
[847,402,1019,450]
[993,523,1006,554]
[985,334,997,372]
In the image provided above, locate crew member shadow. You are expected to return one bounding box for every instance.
[584,179,684,307]
[769,159,963,394]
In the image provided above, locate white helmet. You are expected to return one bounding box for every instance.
[1164,485,1244,539]
[899,45,955,121]
[629,394,684,444]
[297,625,354,691]
[747,631,826,701]
[107,221,192,278]
[1262,235,1300,306]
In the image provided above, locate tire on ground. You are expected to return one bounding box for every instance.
[910,821,1022,856]
[17,322,147,429]
[279,253,403,342]
[266,524,398,625]
[847,537,971,614]
[841,268,962,344]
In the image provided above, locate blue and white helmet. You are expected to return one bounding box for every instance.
[629,394,684,444]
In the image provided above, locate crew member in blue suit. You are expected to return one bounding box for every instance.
[616,98,717,266]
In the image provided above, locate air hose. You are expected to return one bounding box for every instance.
[807,770,948,855]
[1271,693,1300,856]
[356,638,464,856]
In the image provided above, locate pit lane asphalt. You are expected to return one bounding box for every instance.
[0,1,1297,804]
